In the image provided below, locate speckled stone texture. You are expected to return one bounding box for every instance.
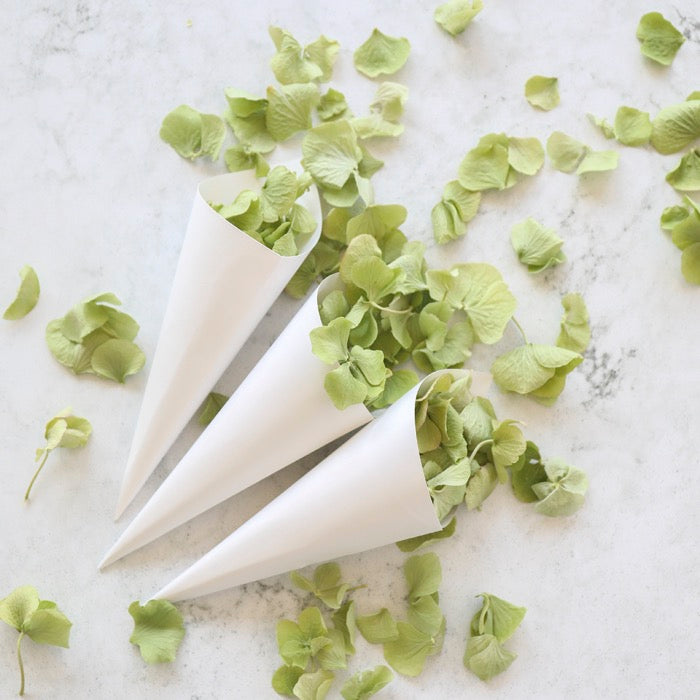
[0,1,698,698]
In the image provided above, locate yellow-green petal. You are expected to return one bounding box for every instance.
[3,265,40,320]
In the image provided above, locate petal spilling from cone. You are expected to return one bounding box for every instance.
[114,168,321,519]
[100,275,372,569]
[150,372,476,602]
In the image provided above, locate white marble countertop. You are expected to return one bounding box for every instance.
[1,1,699,698]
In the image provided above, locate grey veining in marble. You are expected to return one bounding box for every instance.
[1,0,698,698]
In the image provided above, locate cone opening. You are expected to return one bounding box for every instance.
[197,170,322,261]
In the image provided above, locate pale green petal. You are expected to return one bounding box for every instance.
[302,121,363,189]
[510,218,565,273]
[491,420,526,479]
[357,609,399,644]
[443,180,481,221]
[273,665,305,697]
[324,364,368,409]
[524,75,559,111]
[317,629,348,670]
[224,109,276,153]
[128,600,185,664]
[636,12,684,66]
[224,87,267,117]
[261,165,299,221]
[613,106,652,146]
[0,585,40,631]
[266,84,320,142]
[23,608,72,648]
[666,150,700,191]
[3,265,40,320]
[351,116,403,140]
[340,665,394,700]
[651,101,700,155]
[431,200,465,244]
[557,293,590,353]
[587,113,615,139]
[458,133,510,191]
[508,137,545,176]
[224,145,270,177]
[434,0,483,36]
[464,464,498,510]
[470,593,526,642]
[407,596,444,637]
[90,338,146,383]
[510,441,546,503]
[403,552,441,602]
[354,29,410,78]
[491,343,581,396]
[293,670,334,700]
[269,27,323,85]
[396,516,457,552]
[310,318,352,364]
[318,88,350,121]
[660,205,689,230]
[305,35,340,82]
[681,243,700,284]
[546,131,587,173]
[576,149,619,175]
[370,82,408,122]
[464,634,516,681]
[160,105,225,160]
[532,459,588,516]
[382,622,438,677]
[459,263,517,344]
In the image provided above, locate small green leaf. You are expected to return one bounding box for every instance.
[273,665,305,697]
[666,150,700,192]
[128,600,185,664]
[198,392,229,426]
[160,105,225,160]
[90,338,146,383]
[464,634,517,681]
[403,552,442,603]
[396,516,457,552]
[340,665,394,700]
[546,131,587,173]
[524,75,559,111]
[557,293,590,353]
[510,218,565,273]
[357,609,399,644]
[613,106,652,146]
[636,12,684,66]
[354,29,410,78]
[3,265,40,320]
[434,0,483,36]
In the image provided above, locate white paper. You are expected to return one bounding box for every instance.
[100,275,372,568]
[114,167,321,519]
[152,371,483,602]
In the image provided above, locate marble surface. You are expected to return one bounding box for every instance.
[1,0,699,698]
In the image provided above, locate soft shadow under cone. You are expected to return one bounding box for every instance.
[152,374,456,602]
[100,275,371,568]
[114,169,321,519]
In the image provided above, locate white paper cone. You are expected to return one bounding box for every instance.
[152,371,481,602]
[101,275,372,568]
[114,168,321,519]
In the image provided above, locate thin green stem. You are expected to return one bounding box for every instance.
[17,632,25,696]
[469,439,494,463]
[511,317,529,343]
[370,301,411,315]
[25,450,50,502]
